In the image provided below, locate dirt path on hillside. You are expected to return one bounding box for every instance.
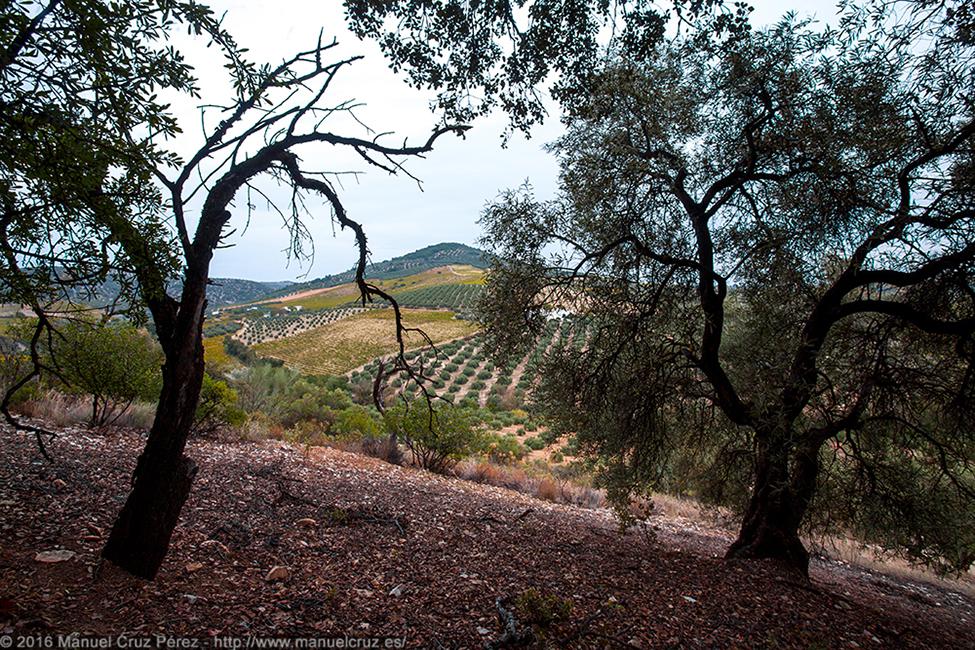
[1,424,972,648]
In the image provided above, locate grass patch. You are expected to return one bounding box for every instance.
[203,335,239,369]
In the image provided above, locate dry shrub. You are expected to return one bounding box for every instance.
[111,401,156,430]
[457,460,506,485]
[455,459,607,509]
[347,436,404,465]
[17,391,88,427]
[535,477,559,502]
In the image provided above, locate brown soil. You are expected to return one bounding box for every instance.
[1,424,972,648]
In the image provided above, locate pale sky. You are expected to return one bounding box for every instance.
[178,1,837,282]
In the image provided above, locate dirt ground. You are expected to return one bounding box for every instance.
[1,423,973,648]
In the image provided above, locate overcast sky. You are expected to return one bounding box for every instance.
[186,1,837,281]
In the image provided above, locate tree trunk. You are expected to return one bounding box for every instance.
[725,438,816,577]
[101,277,208,579]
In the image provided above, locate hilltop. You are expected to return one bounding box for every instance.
[45,243,487,311]
[267,243,489,298]
[1,423,972,647]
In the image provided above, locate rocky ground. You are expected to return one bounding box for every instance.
[1,423,973,648]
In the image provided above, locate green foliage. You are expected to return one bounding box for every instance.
[224,337,258,365]
[384,401,485,473]
[231,365,352,429]
[524,435,546,451]
[46,321,163,427]
[485,433,528,464]
[343,0,716,132]
[193,374,246,436]
[514,588,574,634]
[0,0,244,315]
[479,2,975,572]
[0,335,37,406]
[333,405,382,439]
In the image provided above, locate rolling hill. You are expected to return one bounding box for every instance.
[263,242,489,299]
[48,243,486,310]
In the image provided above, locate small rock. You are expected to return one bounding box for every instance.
[201,539,231,555]
[185,562,204,573]
[265,566,289,582]
[682,596,697,604]
[34,550,75,563]
[52,479,67,490]
[389,584,406,598]
[476,627,491,636]
[184,594,198,604]
[296,518,317,528]
[628,639,644,648]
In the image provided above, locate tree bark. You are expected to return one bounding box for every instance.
[725,437,814,577]
[101,275,208,579]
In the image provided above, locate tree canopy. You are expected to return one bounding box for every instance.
[479,0,975,575]
[343,0,747,133]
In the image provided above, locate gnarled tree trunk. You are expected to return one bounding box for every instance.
[101,273,209,579]
[725,436,819,577]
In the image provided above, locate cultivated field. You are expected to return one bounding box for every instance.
[252,308,478,375]
[260,265,485,311]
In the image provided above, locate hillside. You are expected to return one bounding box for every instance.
[267,243,489,298]
[54,242,485,310]
[258,264,484,310]
[2,424,972,647]
[61,275,293,309]
[203,278,294,307]
[251,309,479,374]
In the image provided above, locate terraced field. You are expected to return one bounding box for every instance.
[350,316,589,407]
[367,283,482,311]
[252,308,478,375]
[259,265,485,311]
[235,307,367,345]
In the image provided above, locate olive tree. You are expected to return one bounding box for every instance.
[479,3,975,576]
[1,0,465,579]
[384,401,484,473]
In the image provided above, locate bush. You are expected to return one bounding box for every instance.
[524,435,545,451]
[46,320,163,427]
[193,374,247,436]
[485,433,528,464]
[384,402,485,473]
[223,337,257,364]
[514,589,573,630]
[332,405,382,439]
[0,336,38,406]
